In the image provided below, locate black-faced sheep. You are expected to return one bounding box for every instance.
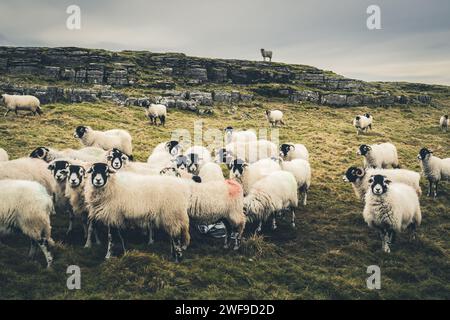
[74,126,133,156]
[417,148,450,197]
[357,143,399,169]
[1,94,42,117]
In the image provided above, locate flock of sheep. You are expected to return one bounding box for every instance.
[0,94,449,268]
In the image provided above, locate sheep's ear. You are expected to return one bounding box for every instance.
[87,167,93,174]
[107,167,116,174]
[289,144,295,151]
[47,164,55,171]
[385,179,392,185]
[243,163,249,168]
[106,155,113,161]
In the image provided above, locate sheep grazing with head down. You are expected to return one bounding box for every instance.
[279,143,309,161]
[357,143,399,169]
[265,110,284,127]
[30,146,107,163]
[343,166,422,200]
[440,115,448,132]
[363,175,422,253]
[244,170,298,233]
[1,94,42,117]
[353,114,372,135]
[0,179,55,268]
[224,127,257,144]
[74,126,133,157]
[84,163,191,262]
[417,148,450,198]
[0,148,8,161]
[146,104,167,126]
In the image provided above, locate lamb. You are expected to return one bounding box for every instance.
[198,162,225,182]
[0,179,54,267]
[279,143,309,161]
[265,110,284,127]
[146,104,167,126]
[260,48,272,62]
[244,171,298,233]
[1,94,42,117]
[440,115,448,132]
[357,143,399,169]
[30,146,107,163]
[353,114,372,135]
[85,163,191,262]
[417,148,450,198]
[363,174,421,253]
[0,148,8,161]
[0,157,56,197]
[106,148,159,175]
[184,146,212,174]
[230,158,281,195]
[343,166,422,200]
[224,127,257,144]
[279,159,311,205]
[74,126,133,156]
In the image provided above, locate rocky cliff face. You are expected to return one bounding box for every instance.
[0,46,439,108]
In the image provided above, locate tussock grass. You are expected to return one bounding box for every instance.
[0,99,449,299]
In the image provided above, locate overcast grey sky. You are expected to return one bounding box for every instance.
[0,0,449,85]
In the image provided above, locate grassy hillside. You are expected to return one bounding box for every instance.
[0,100,449,299]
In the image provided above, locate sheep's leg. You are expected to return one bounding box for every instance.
[28,240,37,259]
[93,224,101,245]
[171,237,183,263]
[117,229,126,255]
[255,221,262,234]
[66,210,74,236]
[408,223,417,241]
[427,179,433,197]
[271,214,277,230]
[81,213,88,240]
[37,238,53,268]
[233,223,244,251]
[147,223,155,245]
[291,209,296,228]
[222,219,232,249]
[3,109,10,117]
[105,227,114,259]
[382,231,392,253]
[434,181,439,198]
[14,109,18,116]
[84,220,94,248]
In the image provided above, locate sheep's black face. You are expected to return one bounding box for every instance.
[186,153,200,174]
[173,155,188,171]
[357,144,371,156]
[88,163,115,188]
[107,148,129,170]
[364,113,371,118]
[48,160,70,182]
[265,110,271,116]
[230,159,246,178]
[165,140,181,156]
[68,165,85,187]
[417,148,432,160]
[368,175,390,195]
[74,126,87,139]
[444,115,448,119]
[343,166,365,183]
[30,147,49,160]
[280,144,294,157]
[355,116,361,121]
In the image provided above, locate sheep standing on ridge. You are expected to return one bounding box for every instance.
[1,94,42,117]
[357,143,399,169]
[417,148,450,197]
[146,104,167,126]
[74,126,133,157]
[265,110,284,127]
[0,148,8,161]
[363,175,421,253]
[260,48,272,62]
[0,179,55,267]
[440,115,448,132]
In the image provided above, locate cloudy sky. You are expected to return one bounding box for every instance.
[0,0,449,85]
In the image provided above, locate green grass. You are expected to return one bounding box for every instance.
[0,100,449,299]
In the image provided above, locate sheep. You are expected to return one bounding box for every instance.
[186,179,245,250]
[279,159,311,205]
[84,163,191,262]
[147,141,182,171]
[0,157,56,197]
[146,104,167,126]
[357,143,399,169]
[244,171,298,233]
[265,110,284,127]
[106,148,159,175]
[30,146,107,163]
[260,48,272,62]
[230,158,281,195]
[184,146,212,174]
[440,115,448,132]
[279,143,309,161]
[417,148,450,198]
[224,127,257,144]
[1,94,42,117]
[363,174,421,253]
[152,140,182,156]
[198,162,225,182]
[220,140,278,164]
[353,114,372,135]
[364,113,373,130]
[0,148,8,161]
[74,126,133,156]
[0,179,55,267]
[343,166,422,200]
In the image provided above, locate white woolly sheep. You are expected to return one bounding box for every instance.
[146,104,167,126]
[198,162,225,182]
[279,143,309,161]
[184,146,212,174]
[417,148,450,197]
[224,127,257,144]
[265,110,284,127]
[0,157,56,197]
[0,179,55,267]
[363,174,421,253]
[260,48,272,62]
[152,140,182,156]
[147,141,182,171]
[106,148,159,175]
[1,94,42,117]
[244,170,298,232]
[357,143,399,169]
[0,148,8,161]
[30,146,107,163]
[280,159,311,205]
[229,158,281,195]
[85,163,191,262]
[440,115,448,132]
[74,126,133,156]
[353,114,372,135]
[221,140,278,164]
[343,166,422,200]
